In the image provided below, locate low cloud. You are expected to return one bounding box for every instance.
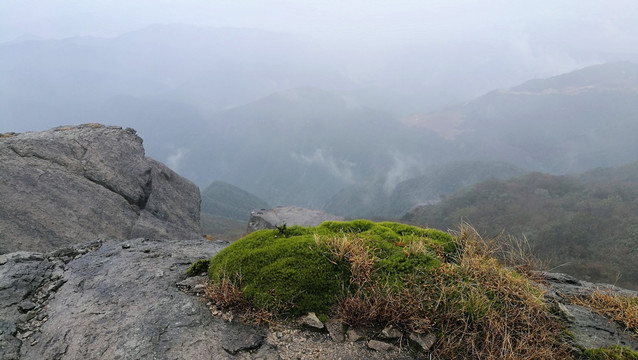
[291,149,355,184]
[166,147,189,173]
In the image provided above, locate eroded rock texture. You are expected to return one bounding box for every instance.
[0,238,280,360]
[0,124,202,253]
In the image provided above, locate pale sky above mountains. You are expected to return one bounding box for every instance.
[2,0,638,51]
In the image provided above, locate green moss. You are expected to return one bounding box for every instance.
[204,220,456,317]
[583,346,638,360]
[318,219,375,233]
[207,230,349,316]
[186,259,210,277]
[374,248,440,289]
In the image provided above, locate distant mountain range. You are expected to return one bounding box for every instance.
[201,181,268,221]
[199,181,269,241]
[4,24,638,213]
[404,62,638,173]
[181,61,638,211]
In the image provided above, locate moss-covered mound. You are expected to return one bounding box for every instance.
[198,220,638,359]
[206,220,454,317]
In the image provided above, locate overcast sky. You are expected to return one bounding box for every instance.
[2,0,638,49]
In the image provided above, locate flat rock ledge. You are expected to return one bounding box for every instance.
[542,272,638,351]
[247,206,344,233]
[0,237,272,360]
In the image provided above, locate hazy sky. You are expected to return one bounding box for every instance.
[3,0,638,49]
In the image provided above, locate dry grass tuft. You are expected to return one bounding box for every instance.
[571,289,638,338]
[328,224,572,359]
[204,276,249,310]
[432,224,571,359]
[315,234,375,287]
[203,274,276,325]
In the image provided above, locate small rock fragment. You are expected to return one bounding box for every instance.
[346,328,366,342]
[368,339,396,352]
[298,312,324,330]
[409,332,436,352]
[18,301,37,312]
[221,327,265,355]
[325,319,346,342]
[379,324,402,339]
[557,303,575,322]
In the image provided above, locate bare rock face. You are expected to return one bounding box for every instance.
[543,272,638,351]
[0,238,279,360]
[247,206,344,232]
[0,124,202,253]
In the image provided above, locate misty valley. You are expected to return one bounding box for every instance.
[3,24,638,291]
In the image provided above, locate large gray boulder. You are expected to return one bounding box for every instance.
[0,124,202,253]
[247,206,344,233]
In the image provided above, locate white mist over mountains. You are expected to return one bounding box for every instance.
[3,1,638,210]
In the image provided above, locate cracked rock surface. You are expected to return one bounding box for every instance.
[543,272,638,350]
[0,124,202,253]
[0,237,278,359]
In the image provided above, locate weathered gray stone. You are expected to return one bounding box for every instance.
[130,158,202,240]
[325,319,346,342]
[543,272,638,351]
[346,328,366,342]
[17,301,36,313]
[367,339,396,352]
[0,252,61,324]
[0,237,257,360]
[0,320,20,360]
[378,324,402,340]
[298,312,325,330]
[247,206,343,232]
[0,125,202,254]
[409,332,436,352]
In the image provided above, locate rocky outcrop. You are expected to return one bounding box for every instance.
[543,272,638,350]
[0,124,202,253]
[247,206,344,232]
[0,237,283,360]
[1,241,637,359]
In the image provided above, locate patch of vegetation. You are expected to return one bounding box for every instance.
[571,289,638,338]
[186,259,210,277]
[207,224,350,317]
[582,345,638,360]
[200,220,573,359]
